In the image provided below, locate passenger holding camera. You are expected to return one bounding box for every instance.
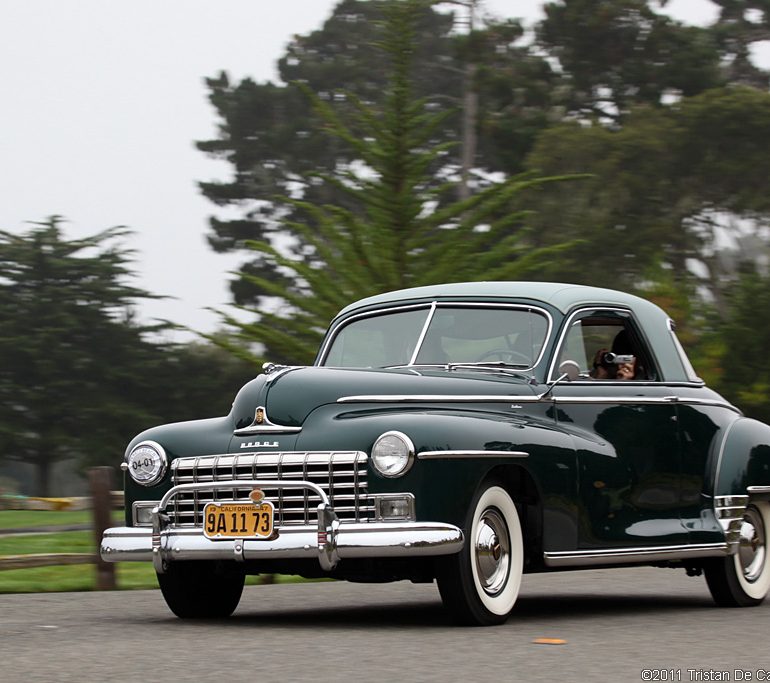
[590,348,638,380]
[590,329,641,380]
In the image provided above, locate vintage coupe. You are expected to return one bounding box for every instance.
[101,282,770,625]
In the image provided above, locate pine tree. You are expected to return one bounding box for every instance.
[216,0,576,365]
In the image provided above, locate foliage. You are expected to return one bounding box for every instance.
[214,0,578,365]
[197,0,562,308]
[522,86,770,296]
[709,0,770,88]
[708,266,770,423]
[0,218,165,495]
[537,0,723,119]
[0,218,254,495]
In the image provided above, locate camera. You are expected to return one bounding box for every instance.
[601,352,635,367]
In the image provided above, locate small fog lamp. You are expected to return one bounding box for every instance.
[132,501,158,526]
[375,494,415,521]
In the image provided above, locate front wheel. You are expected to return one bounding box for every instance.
[705,501,770,607]
[157,561,245,619]
[436,483,524,626]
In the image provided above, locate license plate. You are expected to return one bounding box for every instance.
[203,501,274,539]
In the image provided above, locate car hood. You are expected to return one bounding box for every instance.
[230,366,538,430]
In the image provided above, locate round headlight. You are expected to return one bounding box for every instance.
[371,431,415,478]
[125,441,167,486]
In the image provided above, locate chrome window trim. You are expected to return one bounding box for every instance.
[667,318,703,383]
[545,303,636,386]
[408,302,437,365]
[317,302,433,366]
[543,543,729,567]
[417,450,529,460]
[318,301,553,371]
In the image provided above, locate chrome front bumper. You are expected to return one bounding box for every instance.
[101,479,464,573]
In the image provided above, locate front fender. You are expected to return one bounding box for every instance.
[296,403,576,533]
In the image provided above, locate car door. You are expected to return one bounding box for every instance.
[549,307,688,549]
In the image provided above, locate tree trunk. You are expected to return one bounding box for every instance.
[35,459,51,498]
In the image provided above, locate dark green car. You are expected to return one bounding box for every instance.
[101,282,770,625]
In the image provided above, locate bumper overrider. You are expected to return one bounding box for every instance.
[100,479,464,573]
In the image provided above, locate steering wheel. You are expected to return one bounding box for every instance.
[477,348,532,366]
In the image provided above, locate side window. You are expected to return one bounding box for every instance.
[558,312,656,381]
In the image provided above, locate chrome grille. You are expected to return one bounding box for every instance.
[169,451,373,527]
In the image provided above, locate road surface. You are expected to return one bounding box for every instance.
[2,566,768,682]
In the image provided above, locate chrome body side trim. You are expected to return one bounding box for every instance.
[713,419,740,498]
[543,543,729,568]
[339,394,541,404]
[747,486,770,496]
[336,393,739,412]
[417,450,529,460]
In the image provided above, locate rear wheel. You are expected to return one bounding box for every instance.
[157,561,245,619]
[705,501,770,607]
[436,483,523,626]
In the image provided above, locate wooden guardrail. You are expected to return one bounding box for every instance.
[0,553,97,570]
[0,467,118,589]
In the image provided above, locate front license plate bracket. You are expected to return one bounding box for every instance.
[203,501,276,540]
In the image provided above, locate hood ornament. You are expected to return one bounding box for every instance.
[233,405,303,436]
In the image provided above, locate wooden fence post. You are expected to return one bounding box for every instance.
[89,467,116,590]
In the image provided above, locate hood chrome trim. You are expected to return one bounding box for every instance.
[233,405,302,436]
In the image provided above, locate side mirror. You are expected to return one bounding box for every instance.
[558,360,580,382]
[538,359,581,400]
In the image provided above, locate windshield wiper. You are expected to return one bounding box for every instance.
[445,362,533,379]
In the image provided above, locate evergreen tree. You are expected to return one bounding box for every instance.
[215,0,575,365]
[197,0,560,307]
[0,218,162,494]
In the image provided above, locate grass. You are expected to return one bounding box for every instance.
[0,511,152,593]
[0,513,319,593]
[0,509,96,529]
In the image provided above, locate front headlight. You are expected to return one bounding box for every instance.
[125,441,167,486]
[371,431,415,478]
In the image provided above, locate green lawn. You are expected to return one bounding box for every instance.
[0,509,98,529]
[0,521,314,593]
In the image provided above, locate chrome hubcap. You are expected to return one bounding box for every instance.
[738,507,766,583]
[475,508,510,596]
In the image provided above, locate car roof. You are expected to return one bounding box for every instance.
[335,281,660,318]
[329,281,697,383]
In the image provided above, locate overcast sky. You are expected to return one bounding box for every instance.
[0,0,731,340]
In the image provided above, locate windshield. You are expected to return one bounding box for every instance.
[322,305,550,369]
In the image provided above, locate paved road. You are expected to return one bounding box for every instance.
[2,566,769,683]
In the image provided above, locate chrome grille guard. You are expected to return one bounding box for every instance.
[151,479,340,574]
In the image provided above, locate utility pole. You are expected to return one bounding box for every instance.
[454,0,480,201]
